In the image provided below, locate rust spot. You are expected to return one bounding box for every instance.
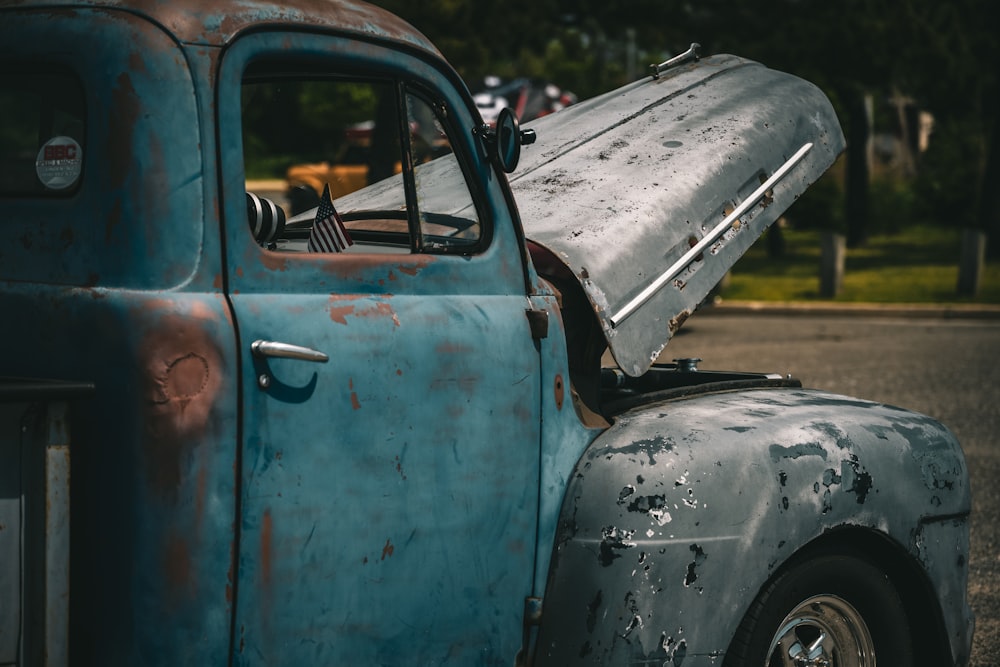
[328,297,400,326]
[128,50,148,75]
[554,374,565,410]
[378,270,400,286]
[259,251,290,272]
[195,464,207,535]
[435,342,474,355]
[668,309,691,334]
[164,353,210,399]
[227,534,238,606]
[349,378,361,410]
[138,305,224,496]
[329,304,355,325]
[687,235,704,262]
[108,73,139,191]
[261,510,273,587]
[130,1,438,52]
[356,301,400,326]
[309,253,435,280]
[163,533,193,600]
[381,538,394,560]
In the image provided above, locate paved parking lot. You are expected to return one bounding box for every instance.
[661,308,1000,666]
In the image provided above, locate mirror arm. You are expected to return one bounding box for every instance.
[474,124,536,146]
[474,123,496,143]
[475,111,537,172]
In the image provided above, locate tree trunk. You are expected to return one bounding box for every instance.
[820,231,846,298]
[845,92,872,248]
[980,114,1000,259]
[957,229,986,297]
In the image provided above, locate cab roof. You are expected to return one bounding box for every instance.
[2,0,439,54]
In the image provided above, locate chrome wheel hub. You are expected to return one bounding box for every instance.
[766,595,876,667]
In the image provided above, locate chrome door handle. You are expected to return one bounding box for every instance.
[251,339,329,363]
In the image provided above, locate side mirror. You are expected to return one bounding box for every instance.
[481,107,537,173]
[246,192,286,247]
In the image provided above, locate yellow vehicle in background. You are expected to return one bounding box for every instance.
[285,115,442,214]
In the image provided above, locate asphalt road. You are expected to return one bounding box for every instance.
[659,309,999,666]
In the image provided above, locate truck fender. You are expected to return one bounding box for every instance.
[533,386,971,666]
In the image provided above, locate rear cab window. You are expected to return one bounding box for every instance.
[1,64,85,197]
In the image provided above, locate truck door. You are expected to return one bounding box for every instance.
[218,33,542,664]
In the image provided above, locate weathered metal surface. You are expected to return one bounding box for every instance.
[0,384,93,666]
[534,388,973,665]
[0,405,23,664]
[512,56,845,377]
[1,5,241,663]
[0,293,242,664]
[0,1,972,665]
[2,0,438,53]
[0,7,204,290]
[216,29,548,664]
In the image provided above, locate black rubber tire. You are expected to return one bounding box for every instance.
[723,550,914,667]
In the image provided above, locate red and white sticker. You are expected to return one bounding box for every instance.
[35,136,82,190]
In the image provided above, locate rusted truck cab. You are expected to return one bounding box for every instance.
[0,1,972,666]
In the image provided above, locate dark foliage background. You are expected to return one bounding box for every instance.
[372,0,998,254]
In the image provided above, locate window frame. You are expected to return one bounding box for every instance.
[238,56,491,257]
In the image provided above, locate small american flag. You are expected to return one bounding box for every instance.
[307,183,353,253]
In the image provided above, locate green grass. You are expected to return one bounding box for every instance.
[720,225,1000,304]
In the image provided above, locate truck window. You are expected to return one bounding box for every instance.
[241,70,481,254]
[0,63,85,197]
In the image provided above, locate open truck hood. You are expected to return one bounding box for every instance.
[512,53,845,377]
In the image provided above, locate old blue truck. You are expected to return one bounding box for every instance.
[0,1,973,665]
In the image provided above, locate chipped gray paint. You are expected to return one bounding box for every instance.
[513,56,845,377]
[535,387,972,665]
[0,2,971,663]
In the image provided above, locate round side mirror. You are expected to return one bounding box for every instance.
[246,192,286,246]
[495,107,521,173]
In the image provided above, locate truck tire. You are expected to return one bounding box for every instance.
[724,550,914,667]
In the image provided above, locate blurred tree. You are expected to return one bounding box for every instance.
[883,0,999,256]
[371,0,996,253]
[373,0,690,98]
